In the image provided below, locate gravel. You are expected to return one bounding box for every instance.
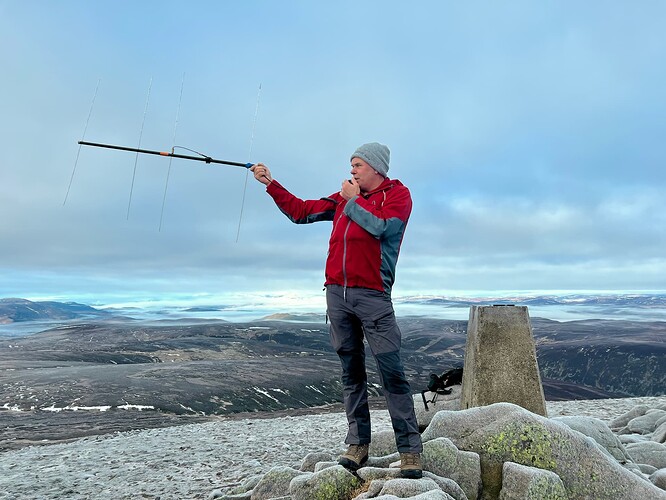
[1,396,665,499]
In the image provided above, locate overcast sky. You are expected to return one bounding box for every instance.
[1,1,665,307]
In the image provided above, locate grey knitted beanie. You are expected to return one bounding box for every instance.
[350,142,390,177]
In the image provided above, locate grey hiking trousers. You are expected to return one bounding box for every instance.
[326,285,422,453]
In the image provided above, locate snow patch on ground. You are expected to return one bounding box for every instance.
[117,404,155,411]
[41,404,113,412]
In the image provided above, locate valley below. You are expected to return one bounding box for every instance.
[1,312,664,451]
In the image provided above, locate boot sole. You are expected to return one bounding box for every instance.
[338,455,368,471]
[400,469,423,479]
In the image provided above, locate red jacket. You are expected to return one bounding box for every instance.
[266,178,412,294]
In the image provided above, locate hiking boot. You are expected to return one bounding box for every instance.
[338,444,369,471]
[400,452,423,478]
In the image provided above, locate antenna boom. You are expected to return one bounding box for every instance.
[78,140,253,168]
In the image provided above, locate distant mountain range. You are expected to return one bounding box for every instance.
[395,293,666,308]
[2,294,666,325]
[0,298,110,324]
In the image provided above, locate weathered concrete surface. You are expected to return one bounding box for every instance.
[461,305,546,416]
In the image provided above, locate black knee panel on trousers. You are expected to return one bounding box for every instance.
[338,351,368,386]
[375,351,411,394]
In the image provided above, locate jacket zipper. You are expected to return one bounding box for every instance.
[339,185,391,300]
[342,218,352,301]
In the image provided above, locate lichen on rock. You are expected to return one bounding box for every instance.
[482,422,558,471]
[289,465,361,500]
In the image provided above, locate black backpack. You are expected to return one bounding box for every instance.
[421,367,463,410]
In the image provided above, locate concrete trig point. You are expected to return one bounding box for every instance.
[460,305,547,416]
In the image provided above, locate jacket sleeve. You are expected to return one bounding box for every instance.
[343,185,412,238]
[266,180,338,224]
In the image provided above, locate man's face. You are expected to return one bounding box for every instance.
[350,157,382,192]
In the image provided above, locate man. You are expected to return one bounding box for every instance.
[251,142,423,478]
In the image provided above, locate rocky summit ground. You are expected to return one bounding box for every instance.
[1,395,665,499]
